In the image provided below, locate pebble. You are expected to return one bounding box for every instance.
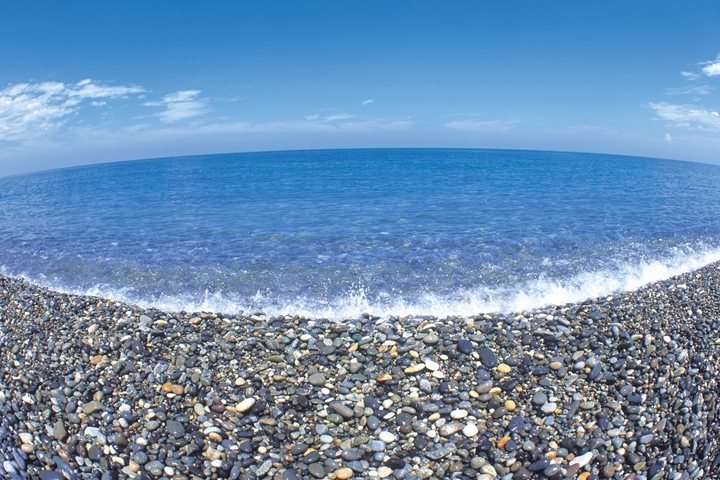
[0,269,717,480]
[236,397,256,413]
[532,391,548,405]
[335,467,354,479]
[462,423,479,437]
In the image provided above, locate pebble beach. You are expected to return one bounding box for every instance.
[1,264,719,480]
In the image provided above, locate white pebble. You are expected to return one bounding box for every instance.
[377,466,393,478]
[424,359,440,371]
[236,397,256,413]
[462,423,479,437]
[450,409,468,419]
[378,431,396,443]
[570,451,593,467]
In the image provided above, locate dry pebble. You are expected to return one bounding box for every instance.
[1,265,720,479]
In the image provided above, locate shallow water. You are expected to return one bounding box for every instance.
[2,148,720,318]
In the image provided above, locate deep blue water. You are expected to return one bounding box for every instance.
[2,148,720,319]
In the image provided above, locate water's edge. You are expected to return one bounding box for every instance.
[5,256,720,320]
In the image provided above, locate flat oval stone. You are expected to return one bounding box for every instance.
[479,348,498,367]
[332,402,354,419]
[308,373,326,386]
[236,397,256,413]
[308,463,325,479]
[528,458,551,471]
[404,363,426,374]
[532,392,547,405]
[457,339,473,354]
[378,431,396,443]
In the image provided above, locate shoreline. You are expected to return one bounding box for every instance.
[1,264,719,480]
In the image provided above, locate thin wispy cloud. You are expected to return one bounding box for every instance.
[143,90,209,123]
[446,119,520,133]
[649,102,720,132]
[664,85,712,96]
[362,99,375,106]
[0,79,144,141]
[664,133,672,144]
[197,117,411,134]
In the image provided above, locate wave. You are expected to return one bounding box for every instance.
[6,245,720,320]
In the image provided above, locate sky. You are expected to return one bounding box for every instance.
[1,1,719,176]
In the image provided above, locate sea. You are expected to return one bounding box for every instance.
[2,148,720,320]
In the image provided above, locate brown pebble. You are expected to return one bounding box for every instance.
[162,382,173,392]
[376,374,392,382]
[171,385,184,395]
[335,467,354,479]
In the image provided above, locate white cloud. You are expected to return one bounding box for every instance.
[362,99,375,106]
[664,133,672,144]
[0,80,144,141]
[664,85,712,96]
[702,55,720,77]
[324,114,355,121]
[649,102,720,132]
[446,119,520,133]
[144,90,209,123]
[681,71,702,81]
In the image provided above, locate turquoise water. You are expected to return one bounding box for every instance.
[2,148,720,318]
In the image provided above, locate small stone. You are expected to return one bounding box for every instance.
[480,348,498,367]
[378,431,396,443]
[404,363,426,374]
[457,339,473,354]
[308,463,325,478]
[497,364,511,373]
[570,452,593,468]
[462,423,479,437]
[450,409,468,419]
[53,420,68,442]
[532,392,547,405]
[309,373,326,386]
[377,466,393,478]
[82,401,103,414]
[505,400,516,411]
[166,420,185,436]
[236,397,256,413]
[335,467,354,479]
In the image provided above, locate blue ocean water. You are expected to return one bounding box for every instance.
[2,148,720,319]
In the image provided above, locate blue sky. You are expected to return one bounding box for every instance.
[1,1,719,175]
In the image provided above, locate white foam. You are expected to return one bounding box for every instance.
[8,244,720,320]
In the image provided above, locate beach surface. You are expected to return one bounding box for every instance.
[1,265,719,480]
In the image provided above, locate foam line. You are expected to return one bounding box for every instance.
[6,245,720,320]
